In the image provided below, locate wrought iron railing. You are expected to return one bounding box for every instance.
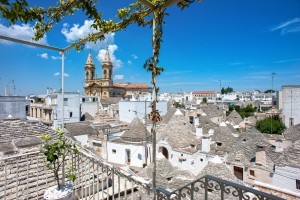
[0,148,284,200]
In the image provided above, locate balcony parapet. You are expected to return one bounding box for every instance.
[0,142,285,200]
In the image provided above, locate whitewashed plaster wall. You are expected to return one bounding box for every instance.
[50,93,80,129]
[119,100,168,123]
[157,139,209,175]
[107,141,146,168]
[282,86,300,128]
[81,101,99,117]
[272,166,300,193]
[0,96,29,120]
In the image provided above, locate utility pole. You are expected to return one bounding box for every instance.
[271,72,275,134]
[219,80,222,93]
[11,79,16,96]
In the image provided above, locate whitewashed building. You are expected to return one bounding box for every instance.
[0,96,30,120]
[282,85,300,127]
[45,91,80,129]
[119,100,168,123]
[105,118,151,167]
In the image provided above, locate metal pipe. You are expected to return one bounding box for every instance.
[0,35,63,51]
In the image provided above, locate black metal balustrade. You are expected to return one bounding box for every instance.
[0,147,284,200]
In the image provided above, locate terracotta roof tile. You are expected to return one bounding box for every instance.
[192,91,216,94]
[126,83,150,89]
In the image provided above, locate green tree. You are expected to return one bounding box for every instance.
[255,116,286,134]
[264,89,275,93]
[202,97,207,103]
[221,87,234,94]
[221,87,225,94]
[227,105,256,118]
[173,102,185,108]
[40,128,78,190]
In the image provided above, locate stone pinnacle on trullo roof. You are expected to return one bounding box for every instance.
[103,48,112,64]
[86,50,94,65]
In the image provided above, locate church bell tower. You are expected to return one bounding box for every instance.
[102,49,113,85]
[85,51,95,81]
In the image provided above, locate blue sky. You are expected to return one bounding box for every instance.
[0,0,300,95]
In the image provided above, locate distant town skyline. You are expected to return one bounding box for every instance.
[0,0,300,95]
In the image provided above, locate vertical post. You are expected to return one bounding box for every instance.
[61,51,65,185]
[145,98,148,165]
[152,14,157,199]
[61,51,65,130]
[4,163,7,200]
[271,72,275,134]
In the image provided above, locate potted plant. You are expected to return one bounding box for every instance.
[40,128,78,200]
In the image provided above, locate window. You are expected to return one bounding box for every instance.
[217,142,222,147]
[112,149,116,153]
[64,98,68,106]
[200,158,203,162]
[249,170,255,177]
[297,180,300,190]
[189,116,194,124]
[93,142,102,147]
[69,112,73,118]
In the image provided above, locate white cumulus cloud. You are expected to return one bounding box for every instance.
[131,54,138,59]
[97,45,123,69]
[53,72,69,77]
[0,23,48,45]
[114,74,124,80]
[61,20,115,50]
[51,56,62,60]
[127,60,132,64]
[38,53,48,59]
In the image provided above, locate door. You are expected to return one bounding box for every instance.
[125,149,131,164]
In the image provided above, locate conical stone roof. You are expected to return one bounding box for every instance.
[226,110,243,125]
[121,117,150,140]
[157,109,197,148]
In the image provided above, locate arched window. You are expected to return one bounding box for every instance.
[103,69,107,79]
[90,71,94,79]
[109,69,112,79]
[160,147,169,159]
[86,71,89,80]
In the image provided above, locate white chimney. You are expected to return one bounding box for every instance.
[202,136,211,152]
[208,129,214,136]
[196,126,202,138]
